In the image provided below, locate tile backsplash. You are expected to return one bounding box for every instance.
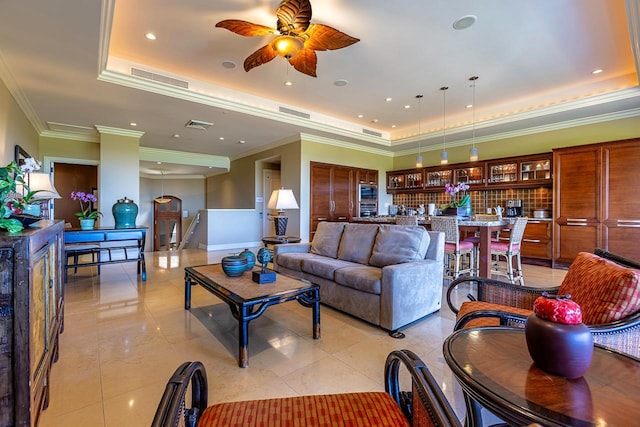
[392,187,552,216]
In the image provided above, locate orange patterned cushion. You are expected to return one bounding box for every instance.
[197,392,410,426]
[456,301,532,328]
[558,252,640,324]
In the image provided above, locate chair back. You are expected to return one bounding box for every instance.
[508,217,528,251]
[430,216,460,246]
[395,216,418,226]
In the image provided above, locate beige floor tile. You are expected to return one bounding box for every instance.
[38,248,566,426]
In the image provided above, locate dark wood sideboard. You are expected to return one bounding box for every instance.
[0,220,64,426]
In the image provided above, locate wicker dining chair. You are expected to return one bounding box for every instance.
[489,216,528,285]
[395,215,419,226]
[430,216,474,280]
[152,349,462,427]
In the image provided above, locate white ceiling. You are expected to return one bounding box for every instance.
[0,0,639,177]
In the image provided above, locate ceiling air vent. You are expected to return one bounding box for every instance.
[185,119,213,130]
[279,106,311,119]
[131,67,189,89]
[362,128,382,137]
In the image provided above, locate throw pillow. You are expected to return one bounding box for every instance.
[558,252,640,324]
[310,222,346,258]
[369,225,430,267]
[337,223,379,264]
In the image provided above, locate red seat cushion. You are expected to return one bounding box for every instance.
[489,241,520,252]
[558,252,640,324]
[197,392,410,426]
[457,301,533,328]
[445,241,474,251]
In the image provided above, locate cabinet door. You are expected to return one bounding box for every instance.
[554,223,600,265]
[521,220,552,260]
[310,163,332,220]
[331,166,353,220]
[554,146,600,221]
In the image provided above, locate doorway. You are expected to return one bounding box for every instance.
[52,163,98,227]
[263,169,280,236]
[154,196,182,251]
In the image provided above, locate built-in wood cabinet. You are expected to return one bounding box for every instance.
[387,153,552,194]
[496,220,552,263]
[311,162,378,240]
[0,220,64,426]
[553,138,639,266]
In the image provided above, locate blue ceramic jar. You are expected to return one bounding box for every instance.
[112,197,138,229]
[239,248,256,271]
[221,256,248,277]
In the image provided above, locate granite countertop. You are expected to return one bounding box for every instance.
[352,216,515,226]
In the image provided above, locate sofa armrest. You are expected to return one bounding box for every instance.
[446,276,559,314]
[380,260,444,331]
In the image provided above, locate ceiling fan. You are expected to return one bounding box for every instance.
[215,0,359,77]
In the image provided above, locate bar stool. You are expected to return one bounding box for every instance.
[463,230,501,275]
[430,216,474,280]
[489,217,528,285]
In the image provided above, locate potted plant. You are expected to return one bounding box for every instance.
[71,191,102,229]
[0,157,42,233]
[442,182,472,217]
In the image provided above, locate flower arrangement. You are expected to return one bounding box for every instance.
[0,157,42,233]
[444,182,471,208]
[71,191,102,220]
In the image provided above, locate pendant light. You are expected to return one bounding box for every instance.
[415,94,424,168]
[440,86,449,165]
[469,76,479,161]
[155,171,171,204]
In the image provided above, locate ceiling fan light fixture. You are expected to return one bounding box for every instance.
[272,35,304,59]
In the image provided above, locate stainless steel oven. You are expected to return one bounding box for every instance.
[358,184,378,217]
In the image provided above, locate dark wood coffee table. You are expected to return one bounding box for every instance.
[443,327,640,427]
[184,264,320,367]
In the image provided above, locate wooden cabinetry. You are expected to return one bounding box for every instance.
[496,220,552,263]
[388,153,552,193]
[310,162,354,240]
[355,169,377,185]
[0,220,64,426]
[386,169,424,193]
[553,138,640,266]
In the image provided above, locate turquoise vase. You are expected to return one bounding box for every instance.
[239,248,256,271]
[112,197,138,229]
[221,256,247,277]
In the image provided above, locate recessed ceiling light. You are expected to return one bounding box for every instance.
[371,119,379,123]
[385,97,392,102]
[404,105,411,109]
[172,133,180,138]
[391,124,397,128]
[591,68,604,74]
[357,114,364,118]
[334,79,348,87]
[222,61,236,69]
[466,104,473,109]
[130,122,137,126]
[284,81,293,86]
[453,15,477,30]
[219,137,225,140]
[145,32,157,40]
[238,140,246,144]
[156,162,162,165]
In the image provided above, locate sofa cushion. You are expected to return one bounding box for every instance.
[369,225,431,267]
[310,222,346,259]
[301,257,356,280]
[334,265,382,295]
[558,252,640,324]
[277,252,325,272]
[337,223,379,265]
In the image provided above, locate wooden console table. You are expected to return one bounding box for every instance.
[443,327,640,426]
[64,227,147,281]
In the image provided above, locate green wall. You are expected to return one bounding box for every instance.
[0,79,38,165]
[392,116,640,169]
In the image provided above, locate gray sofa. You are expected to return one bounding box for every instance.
[273,222,445,336]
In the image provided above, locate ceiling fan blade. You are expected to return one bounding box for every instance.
[288,48,317,77]
[244,44,278,72]
[215,20,275,37]
[276,0,312,33]
[304,24,359,51]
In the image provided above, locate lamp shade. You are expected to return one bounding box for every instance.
[267,189,299,211]
[28,173,61,200]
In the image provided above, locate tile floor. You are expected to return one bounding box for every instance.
[39,248,566,426]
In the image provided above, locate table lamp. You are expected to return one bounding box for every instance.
[267,188,299,237]
[23,172,61,218]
